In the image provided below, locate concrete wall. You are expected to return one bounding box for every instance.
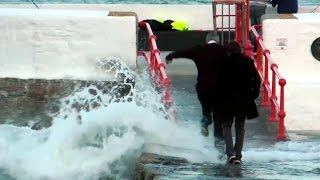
[262,13,320,131]
[0,8,137,80]
[0,4,319,31]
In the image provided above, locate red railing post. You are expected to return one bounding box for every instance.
[262,49,270,106]
[163,78,172,106]
[149,35,157,72]
[153,48,161,84]
[246,0,251,43]
[256,36,263,72]
[236,4,242,43]
[277,78,287,140]
[269,64,278,122]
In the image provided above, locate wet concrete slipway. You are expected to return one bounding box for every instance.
[133,53,320,180]
[0,54,319,180]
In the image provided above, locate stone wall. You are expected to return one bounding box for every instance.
[0,78,132,129]
[0,78,78,127]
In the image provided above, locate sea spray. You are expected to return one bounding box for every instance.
[0,57,171,179]
[0,57,223,179]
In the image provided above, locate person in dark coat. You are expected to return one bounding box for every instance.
[165,32,228,140]
[214,41,261,165]
[270,0,298,14]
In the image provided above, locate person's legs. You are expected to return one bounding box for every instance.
[234,115,246,161]
[196,88,213,136]
[202,106,212,127]
[250,5,266,26]
[250,7,258,52]
[222,116,235,160]
[212,112,223,140]
[200,106,212,136]
[250,6,258,26]
[250,5,266,52]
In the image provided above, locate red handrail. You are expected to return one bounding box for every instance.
[137,22,175,120]
[251,25,287,140]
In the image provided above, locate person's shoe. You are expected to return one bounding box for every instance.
[233,159,243,165]
[201,126,209,137]
[227,156,236,164]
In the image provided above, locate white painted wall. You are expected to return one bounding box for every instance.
[0,8,137,80]
[263,13,320,131]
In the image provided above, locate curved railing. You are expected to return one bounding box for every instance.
[137,22,175,117]
[251,25,286,140]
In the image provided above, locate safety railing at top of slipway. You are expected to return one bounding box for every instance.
[137,22,176,121]
[251,25,286,140]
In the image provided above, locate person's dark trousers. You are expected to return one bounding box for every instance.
[196,87,223,139]
[250,5,266,26]
[222,115,246,159]
[250,5,266,52]
[201,104,223,139]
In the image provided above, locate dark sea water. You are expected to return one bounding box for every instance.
[0,0,319,6]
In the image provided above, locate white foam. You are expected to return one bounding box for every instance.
[0,99,220,179]
[0,59,220,179]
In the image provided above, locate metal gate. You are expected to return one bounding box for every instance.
[212,0,252,55]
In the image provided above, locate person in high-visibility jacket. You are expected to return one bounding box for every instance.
[171,20,189,31]
[141,19,189,31]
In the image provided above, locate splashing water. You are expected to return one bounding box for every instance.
[0,57,219,179]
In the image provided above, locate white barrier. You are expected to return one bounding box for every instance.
[263,13,320,131]
[0,8,137,80]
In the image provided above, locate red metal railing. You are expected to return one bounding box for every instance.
[251,25,286,140]
[137,22,174,113]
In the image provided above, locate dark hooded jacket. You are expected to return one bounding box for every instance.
[166,43,228,93]
[271,0,298,14]
[215,53,261,119]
